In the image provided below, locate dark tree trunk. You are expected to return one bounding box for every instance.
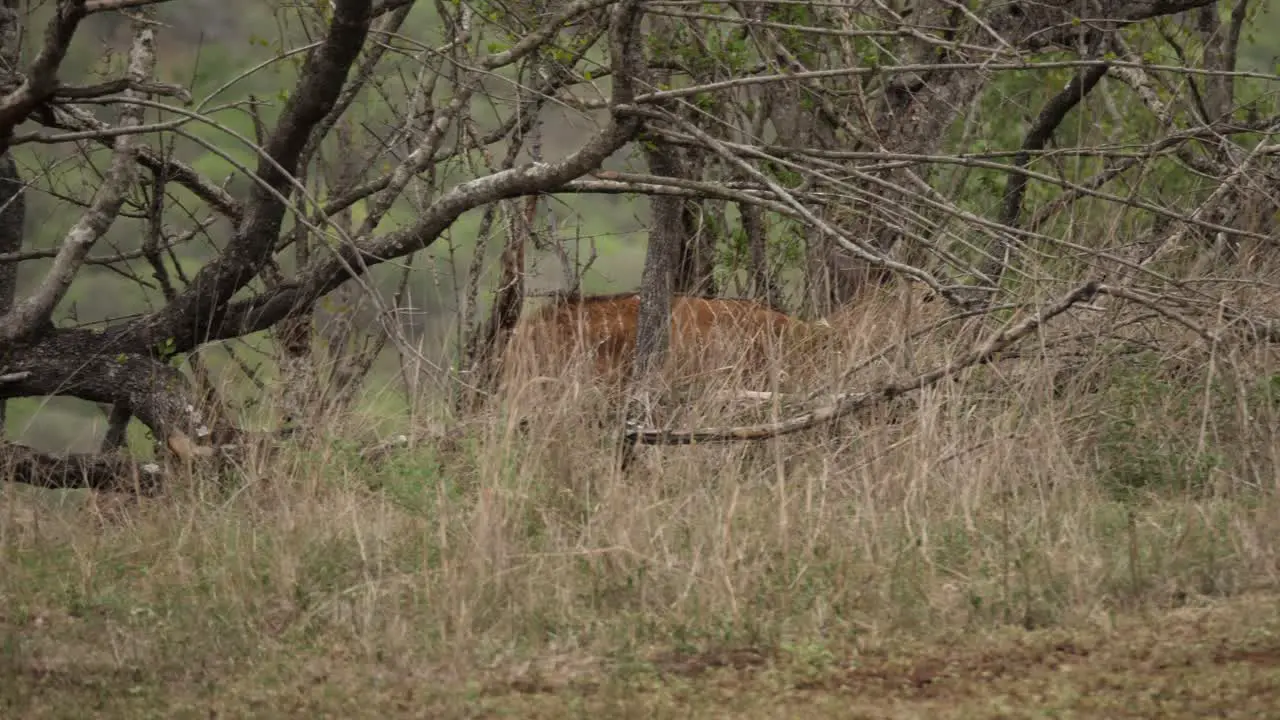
[740,200,781,311]
[631,147,685,383]
[624,143,686,470]
[0,329,227,457]
[0,0,23,436]
[645,146,715,299]
[0,151,22,436]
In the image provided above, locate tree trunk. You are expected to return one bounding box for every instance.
[0,329,228,459]
[740,200,781,311]
[0,151,22,436]
[623,145,685,468]
[0,0,22,436]
[462,195,534,412]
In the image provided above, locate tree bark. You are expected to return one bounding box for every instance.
[0,329,224,459]
[632,147,685,382]
[0,0,22,436]
[623,143,685,469]
[740,200,780,311]
[0,151,21,436]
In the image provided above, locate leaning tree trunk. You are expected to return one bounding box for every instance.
[0,151,22,437]
[0,0,22,436]
[0,329,232,461]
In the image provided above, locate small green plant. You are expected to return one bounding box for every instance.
[1093,361,1226,501]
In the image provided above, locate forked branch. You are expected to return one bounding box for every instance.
[125,0,374,352]
[0,15,155,342]
[198,0,648,347]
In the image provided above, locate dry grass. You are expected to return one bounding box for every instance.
[4,280,1280,717]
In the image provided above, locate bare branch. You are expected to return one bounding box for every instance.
[39,104,243,223]
[555,59,1271,111]
[54,77,191,103]
[625,281,1102,445]
[84,0,174,12]
[174,0,647,349]
[125,0,374,351]
[0,16,154,342]
[1095,284,1217,345]
[638,105,962,305]
[0,216,213,266]
[0,0,88,149]
[1133,125,1280,273]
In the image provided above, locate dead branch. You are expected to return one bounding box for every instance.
[120,0,375,353]
[1094,284,1217,345]
[0,441,164,493]
[54,77,190,103]
[624,281,1101,445]
[0,15,154,342]
[641,105,964,306]
[558,59,1267,113]
[0,0,89,151]
[83,0,175,12]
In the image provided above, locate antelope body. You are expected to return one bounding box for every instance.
[504,292,827,391]
[500,284,940,401]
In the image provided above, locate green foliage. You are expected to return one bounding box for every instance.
[711,204,805,296]
[1090,357,1280,501]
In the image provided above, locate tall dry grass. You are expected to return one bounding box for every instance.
[3,273,1280,682]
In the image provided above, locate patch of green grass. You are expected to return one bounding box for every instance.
[1089,354,1279,501]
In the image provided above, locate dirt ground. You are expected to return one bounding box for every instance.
[5,591,1280,719]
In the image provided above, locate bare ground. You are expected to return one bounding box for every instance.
[4,589,1279,718]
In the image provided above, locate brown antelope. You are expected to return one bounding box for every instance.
[501,280,945,394]
[501,292,839,398]
[495,285,943,473]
